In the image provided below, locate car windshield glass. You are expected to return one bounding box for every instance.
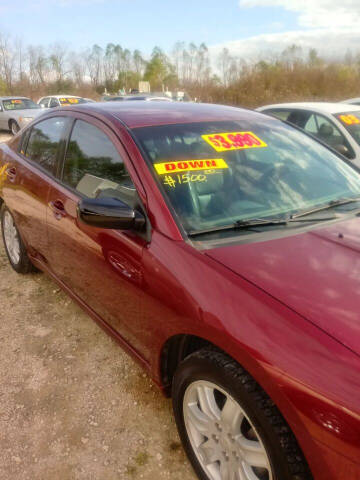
[133,119,360,234]
[59,97,86,105]
[3,99,40,110]
[336,111,360,146]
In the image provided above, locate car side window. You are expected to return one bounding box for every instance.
[19,128,31,155]
[25,117,68,174]
[304,114,317,134]
[264,109,291,121]
[39,98,49,108]
[62,120,136,206]
[49,98,59,108]
[313,114,354,157]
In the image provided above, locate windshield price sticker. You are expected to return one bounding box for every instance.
[154,158,228,175]
[60,98,79,104]
[11,99,22,104]
[163,173,209,188]
[339,114,360,125]
[202,131,267,152]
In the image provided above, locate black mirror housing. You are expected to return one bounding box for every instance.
[78,197,145,231]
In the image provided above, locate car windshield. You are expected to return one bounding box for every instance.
[336,111,360,146]
[59,97,86,105]
[134,119,360,234]
[3,98,40,110]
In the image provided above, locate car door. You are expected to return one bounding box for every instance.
[1,116,69,262]
[46,115,146,352]
[0,101,8,130]
[49,97,60,108]
[39,97,50,109]
[305,113,355,159]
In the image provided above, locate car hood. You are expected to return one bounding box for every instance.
[205,217,360,356]
[7,109,43,118]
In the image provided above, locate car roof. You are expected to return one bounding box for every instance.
[342,98,360,104]
[49,94,82,99]
[0,96,29,100]
[65,101,267,129]
[258,102,360,115]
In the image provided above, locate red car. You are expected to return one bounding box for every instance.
[1,101,360,480]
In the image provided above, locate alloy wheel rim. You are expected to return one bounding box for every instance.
[3,211,20,265]
[183,380,273,480]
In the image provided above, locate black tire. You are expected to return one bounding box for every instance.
[172,349,312,480]
[9,120,20,135]
[1,205,35,274]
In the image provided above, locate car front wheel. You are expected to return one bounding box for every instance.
[9,120,20,135]
[172,349,312,480]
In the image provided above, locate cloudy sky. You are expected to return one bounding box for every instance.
[1,0,359,59]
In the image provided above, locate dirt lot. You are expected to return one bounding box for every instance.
[0,131,196,480]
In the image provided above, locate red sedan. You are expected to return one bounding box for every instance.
[1,101,360,480]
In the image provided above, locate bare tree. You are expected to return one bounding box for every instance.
[85,44,103,87]
[49,43,68,82]
[217,47,232,86]
[0,33,16,92]
[69,51,86,86]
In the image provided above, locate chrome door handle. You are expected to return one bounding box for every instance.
[6,166,16,182]
[49,199,67,220]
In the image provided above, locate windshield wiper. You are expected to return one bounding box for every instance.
[188,218,287,237]
[291,197,360,219]
[188,214,338,237]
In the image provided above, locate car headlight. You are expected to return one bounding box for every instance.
[19,117,33,124]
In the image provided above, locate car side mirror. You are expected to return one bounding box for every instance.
[334,144,351,158]
[78,197,145,231]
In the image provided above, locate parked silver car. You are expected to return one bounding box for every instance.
[0,96,43,135]
[257,102,360,168]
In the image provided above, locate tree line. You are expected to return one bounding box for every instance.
[1,33,360,107]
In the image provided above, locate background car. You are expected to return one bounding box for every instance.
[2,102,360,480]
[102,94,173,102]
[342,97,360,105]
[101,95,125,101]
[0,96,43,135]
[37,95,88,108]
[257,102,360,167]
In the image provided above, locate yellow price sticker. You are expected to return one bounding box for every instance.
[154,158,228,175]
[202,131,267,152]
[339,114,360,125]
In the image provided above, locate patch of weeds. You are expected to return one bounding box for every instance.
[125,464,137,477]
[169,441,181,452]
[2,287,15,297]
[135,450,149,466]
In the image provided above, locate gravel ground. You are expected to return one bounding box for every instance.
[0,131,196,480]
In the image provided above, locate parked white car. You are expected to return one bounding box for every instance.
[0,96,43,134]
[37,95,88,108]
[342,97,360,106]
[257,102,360,168]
